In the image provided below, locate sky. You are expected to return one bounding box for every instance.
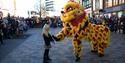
[0,0,68,17]
[54,0,68,12]
[51,0,68,16]
[0,0,36,17]
[16,0,36,17]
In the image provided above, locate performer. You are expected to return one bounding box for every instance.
[52,0,110,61]
[42,18,54,63]
[0,11,4,44]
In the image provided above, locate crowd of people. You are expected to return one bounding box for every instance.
[41,16,63,28]
[0,11,36,45]
[90,14,125,34]
[41,14,125,34]
[1,10,125,44]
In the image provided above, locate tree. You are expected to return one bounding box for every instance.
[41,5,48,17]
[34,0,48,19]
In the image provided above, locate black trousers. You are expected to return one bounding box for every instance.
[0,36,3,44]
[43,49,50,60]
[123,26,125,34]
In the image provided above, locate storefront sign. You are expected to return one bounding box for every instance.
[104,4,125,13]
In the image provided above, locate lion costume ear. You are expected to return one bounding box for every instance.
[69,0,74,2]
[64,1,80,12]
[68,0,84,10]
[80,5,84,11]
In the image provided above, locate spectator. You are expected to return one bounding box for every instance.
[121,14,125,34]
[109,15,115,32]
[104,15,110,27]
[113,15,118,32]
[0,11,4,44]
[118,16,123,33]
[92,15,98,24]
[18,20,24,35]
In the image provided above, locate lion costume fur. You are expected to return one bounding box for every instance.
[52,0,110,61]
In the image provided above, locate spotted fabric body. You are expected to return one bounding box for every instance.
[54,0,110,61]
[55,22,110,59]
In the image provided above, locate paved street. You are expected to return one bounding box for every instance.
[0,28,125,63]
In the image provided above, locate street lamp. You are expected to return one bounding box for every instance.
[13,0,16,16]
[40,0,42,20]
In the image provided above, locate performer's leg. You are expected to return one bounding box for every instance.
[72,39,82,61]
[123,25,125,34]
[91,41,98,53]
[43,49,49,63]
[98,43,105,57]
[46,49,51,61]
[0,36,3,44]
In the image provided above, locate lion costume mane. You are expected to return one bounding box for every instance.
[52,0,110,61]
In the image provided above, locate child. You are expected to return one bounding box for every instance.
[42,20,54,63]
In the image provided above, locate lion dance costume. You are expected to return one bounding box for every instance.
[52,0,110,61]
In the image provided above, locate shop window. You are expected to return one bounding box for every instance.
[108,13,111,18]
[118,11,123,18]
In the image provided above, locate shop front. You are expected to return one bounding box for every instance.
[104,4,125,18]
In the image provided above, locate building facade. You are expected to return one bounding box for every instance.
[79,0,92,17]
[0,0,15,17]
[79,0,125,18]
[45,0,54,11]
[103,0,125,17]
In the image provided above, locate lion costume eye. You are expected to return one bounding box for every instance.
[66,6,74,12]
[78,10,80,13]
[61,11,64,14]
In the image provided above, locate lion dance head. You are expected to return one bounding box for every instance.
[60,0,88,27]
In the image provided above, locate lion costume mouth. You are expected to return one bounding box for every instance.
[60,9,78,22]
[71,12,86,26]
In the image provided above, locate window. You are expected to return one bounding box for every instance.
[108,0,112,7]
[83,1,86,7]
[119,0,125,4]
[95,0,100,9]
[89,0,91,4]
[119,0,122,4]
[83,0,91,8]
[104,0,108,8]
[87,0,89,5]
[113,0,119,6]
